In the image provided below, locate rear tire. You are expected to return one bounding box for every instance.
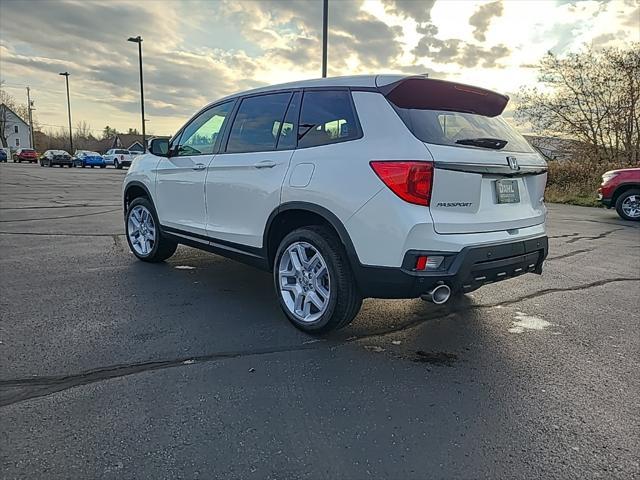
[115,160,122,169]
[125,197,177,262]
[615,189,640,221]
[274,226,362,333]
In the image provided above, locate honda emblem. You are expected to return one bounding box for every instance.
[506,156,519,170]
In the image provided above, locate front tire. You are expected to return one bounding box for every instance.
[274,226,362,333]
[125,197,177,262]
[115,159,122,169]
[615,189,640,221]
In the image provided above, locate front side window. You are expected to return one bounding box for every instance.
[226,92,292,153]
[175,101,234,156]
[297,90,359,149]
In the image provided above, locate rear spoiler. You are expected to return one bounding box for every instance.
[379,77,509,117]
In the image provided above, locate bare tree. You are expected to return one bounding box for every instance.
[515,44,640,164]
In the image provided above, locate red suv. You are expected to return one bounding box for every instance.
[598,167,640,221]
[13,148,38,163]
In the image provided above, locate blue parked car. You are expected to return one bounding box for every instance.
[72,150,106,168]
[0,149,7,162]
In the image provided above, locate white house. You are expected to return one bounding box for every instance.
[0,103,31,150]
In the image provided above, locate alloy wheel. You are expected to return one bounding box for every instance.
[128,205,156,256]
[621,195,640,219]
[278,241,331,323]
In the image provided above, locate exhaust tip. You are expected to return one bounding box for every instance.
[421,284,452,305]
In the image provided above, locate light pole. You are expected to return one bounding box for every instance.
[127,35,146,152]
[322,0,328,78]
[59,72,73,153]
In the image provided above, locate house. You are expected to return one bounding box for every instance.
[82,133,145,154]
[0,103,31,150]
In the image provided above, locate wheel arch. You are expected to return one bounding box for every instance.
[123,181,153,215]
[612,183,640,206]
[264,202,360,270]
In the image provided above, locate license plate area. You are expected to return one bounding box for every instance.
[495,179,520,204]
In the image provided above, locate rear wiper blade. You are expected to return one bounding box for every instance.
[455,137,508,150]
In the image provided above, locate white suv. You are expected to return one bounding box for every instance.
[123,75,548,333]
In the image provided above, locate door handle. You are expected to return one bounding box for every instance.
[253,160,276,169]
[192,163,206,171]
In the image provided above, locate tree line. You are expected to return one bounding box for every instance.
[516,43,639,164]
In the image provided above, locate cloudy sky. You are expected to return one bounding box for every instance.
[0,0,638,136]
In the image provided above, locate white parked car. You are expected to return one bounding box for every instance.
[104,149,134,169]
[123,75,548,333]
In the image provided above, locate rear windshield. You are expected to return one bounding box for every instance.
[393,108,533,153]
[383,77,533,153]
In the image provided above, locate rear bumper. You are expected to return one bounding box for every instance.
[51,158,72,165]
[353,235,548,299]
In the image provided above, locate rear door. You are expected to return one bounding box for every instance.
[382,77,547,234]
[205,91,297,248]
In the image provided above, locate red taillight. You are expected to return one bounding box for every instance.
[370,161,433,206]
[120,155,124,160]
[415,256,428,270]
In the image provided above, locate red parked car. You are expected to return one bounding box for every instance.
[12,148,38,163]
[598,167,640,221]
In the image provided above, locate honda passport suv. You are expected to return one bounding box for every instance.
[123,75,548,333]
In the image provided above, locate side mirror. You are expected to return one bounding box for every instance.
[149,138,169,157]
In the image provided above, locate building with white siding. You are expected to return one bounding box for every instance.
[0,104,32,150]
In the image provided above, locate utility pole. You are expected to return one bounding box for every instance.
[322,0,328,78]
[127,36,146,152]
[26,87,35,150]
[58,72,73,153]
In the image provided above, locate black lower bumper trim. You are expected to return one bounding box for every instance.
[353,235,549,299]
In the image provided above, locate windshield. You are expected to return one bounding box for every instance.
[84,151,100,156]
[394,108,533,153]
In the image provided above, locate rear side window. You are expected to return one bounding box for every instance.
[115,149,129,154]
[298,90,359,148]
[226,92,292,153]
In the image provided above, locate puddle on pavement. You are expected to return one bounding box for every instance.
[508,311,553,334]
[412,350,457,366]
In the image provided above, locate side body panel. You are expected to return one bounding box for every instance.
[281,91,429,259]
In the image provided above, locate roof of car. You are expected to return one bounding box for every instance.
[215,74,416,104]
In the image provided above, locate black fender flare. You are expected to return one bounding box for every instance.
[263,201,361,268]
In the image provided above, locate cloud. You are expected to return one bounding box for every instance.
[380,0,437,23]
[469,0,504,42]
[413,35,511,68]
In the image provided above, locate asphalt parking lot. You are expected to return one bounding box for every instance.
[0,162,638,479]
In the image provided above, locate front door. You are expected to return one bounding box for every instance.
[206,91,299,248]
[155,101,234,237]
